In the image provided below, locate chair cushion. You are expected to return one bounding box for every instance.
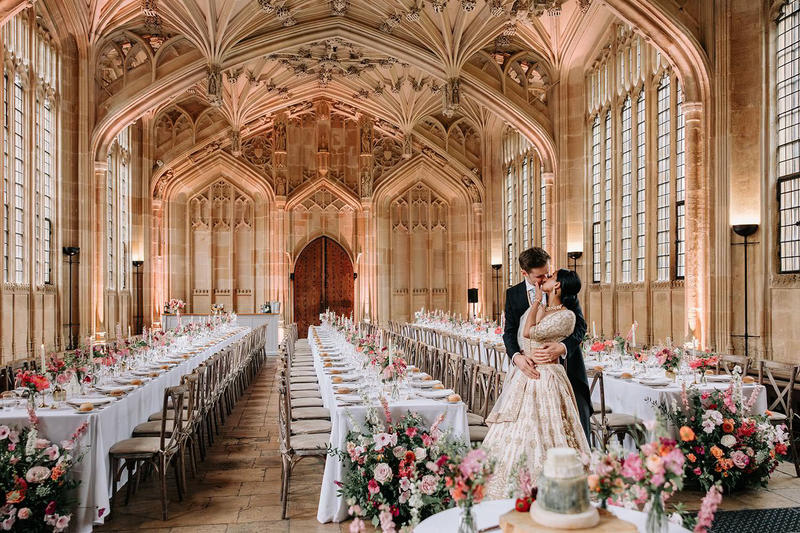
[292,419,332,435]
[469,425,489,442]
[292,397,323,408]
[148,408,189,421]
[592,402,612,414]
[467,413,484,426]
[769,412,788,422]
[291,376,318,384]
[592,413,642,428]
[289,433,329,451]
[291,390,322,399]
[290,383,319,392]
[292,407,330,420]
[133,420,177,437]
[110,437,162,456]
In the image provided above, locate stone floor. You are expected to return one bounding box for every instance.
[98,356,800,532]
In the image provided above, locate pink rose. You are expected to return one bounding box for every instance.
[405,426,418,438]
[373,463,393,484]
[17,508,30,520]
[25,466,51,483]
[367,479,380,495]
[693,467,702,475]
[419,474,438,495]
[731,450,750,469]
[645,455,664,475]
[621,454,645,481]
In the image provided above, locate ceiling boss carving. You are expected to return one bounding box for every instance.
[266,39,399,88]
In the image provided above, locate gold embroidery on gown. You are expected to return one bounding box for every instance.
[483,309,591,500]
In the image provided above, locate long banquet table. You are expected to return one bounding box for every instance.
[312,325,469,523]
[0,327,249,532]
[412,321,510,371]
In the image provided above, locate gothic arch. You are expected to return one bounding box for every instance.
[290,232,355,268]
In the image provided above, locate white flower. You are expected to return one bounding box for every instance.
[399,477,411,491]
[373,463,393,484]
[408,492,423,508]
[720,434,737,448]
[0,426,9,440]
[399,491,410,504]
[414,447,427,461]
[701,410,723,434]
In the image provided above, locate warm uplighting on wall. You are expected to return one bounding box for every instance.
[729,212,760,227]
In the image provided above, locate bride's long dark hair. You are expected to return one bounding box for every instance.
[555,268,581,313]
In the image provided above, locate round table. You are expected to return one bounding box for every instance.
[414,499,691,533]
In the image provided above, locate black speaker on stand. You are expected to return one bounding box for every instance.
[467,288,478,319]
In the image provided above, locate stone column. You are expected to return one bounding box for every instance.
[359,115,375,322]
[150,197,165,327]
[316,100,330,179]
[93,161,108,338]
[683,102,709,347]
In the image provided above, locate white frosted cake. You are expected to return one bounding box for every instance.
[530,448,599,529]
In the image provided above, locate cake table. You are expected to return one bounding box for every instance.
[500,508,637,533]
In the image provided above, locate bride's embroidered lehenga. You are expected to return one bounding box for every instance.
[483,308,591,500]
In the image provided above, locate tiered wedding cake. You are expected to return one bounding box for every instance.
[529,448,599,530]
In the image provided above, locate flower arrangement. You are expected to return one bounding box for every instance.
[15,370,50,406]
[506,454,537,511]
[211,303,224,315]
[653,346,682,373]
[588,437,722,532]
[657,368,789,492]
[165,298,186,314]
[440,447,494,531]
[0,409,89,532]
[688,352,719,371]
[329,403,468,532]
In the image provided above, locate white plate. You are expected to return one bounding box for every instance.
[67,396,115,407]
[704,374,731,382]
[131,369,161,376]
[336,394,363,404]
[95,384,136,394]
[417,389,454,399]
[412,379,442,388]
[638,378,672,387]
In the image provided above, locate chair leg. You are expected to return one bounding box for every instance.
[110,457,119,514]
[125,461,136,505]
[281,455,291,519]
[160,457,169,521]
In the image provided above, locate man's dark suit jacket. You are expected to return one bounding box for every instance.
[502,281,591,441]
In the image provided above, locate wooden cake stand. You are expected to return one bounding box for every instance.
[499,508,638,533]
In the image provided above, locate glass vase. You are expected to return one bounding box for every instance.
[457,505,477,533]
[26,392,37,411]
[645,496,668,533]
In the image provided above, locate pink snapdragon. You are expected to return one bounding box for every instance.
[693,485,722,533]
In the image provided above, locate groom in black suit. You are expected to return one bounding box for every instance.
[502,247,591,441]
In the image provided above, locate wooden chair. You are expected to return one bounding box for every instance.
[588,369,644,450]
[758,360,800,476]
[467,364,502,442]
[443,351,463,392]
[110,385,188,521]
[278,384,328,519]
[716,354,752,376]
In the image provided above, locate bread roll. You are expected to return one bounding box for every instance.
[335,387,352,394]
[130,379,143,386]
[447,394,461,403]
[79,403,94,412]
[432,384,444,390]
[332,376,343,384]
[620,372,634,380]
[743,376,755,384]
[705,369,716,375]
[109,389,125,397]
[329,369,341,375]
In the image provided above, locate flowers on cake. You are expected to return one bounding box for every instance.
[329,407,468,531]
[657,367,788,492]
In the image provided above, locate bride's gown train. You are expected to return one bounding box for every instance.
[483,308,591,500]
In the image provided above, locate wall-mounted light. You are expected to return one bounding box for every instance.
[567,250,583,271]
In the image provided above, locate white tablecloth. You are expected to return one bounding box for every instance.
[414,499,691,533]
[312,326,470,523]
[592,374,768,422]
[0,327,249,532]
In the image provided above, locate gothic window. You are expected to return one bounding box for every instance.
[591,116,602,283]
[107,127,132,290]
[587,25,685,285]
[656,74,671,281]
[777,0,800,273]
[1,10,59,287]
[503,131,546,286]
[620,97,633,282]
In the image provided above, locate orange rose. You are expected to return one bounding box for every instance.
[679,426,696,442]
[722,419,735,433]
[687,453,697,463]
[710,446,724,459]
[587,474,600,491]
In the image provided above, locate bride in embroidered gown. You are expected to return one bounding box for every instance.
[483,269,591,500]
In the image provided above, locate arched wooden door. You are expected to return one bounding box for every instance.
[293,237,354,338]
